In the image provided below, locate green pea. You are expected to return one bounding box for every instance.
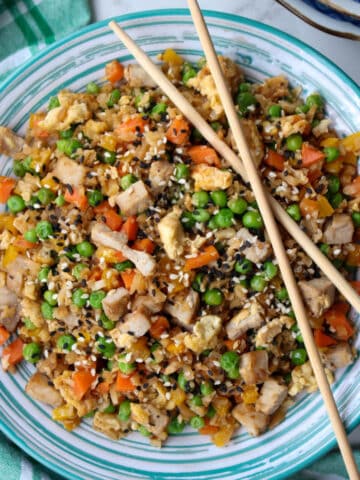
[203,288,224,306]
[182,63,197,84]
[206,405,216,418]
[295,104,309,114]
[35,221,53,240]
[55,194,65,207]
[192,191,209,208]
[332,258,343,269]
[227,367,240,379]
[102,150,116,165]
[56,139,82,156]
[191,128,203,142]
[191,395,203,407]
[200,381,214,396]
[118,356,136,375]
[324,146,340,163]
[37,187,55,205]
[220,351,240,372]
[89,290,106,309]
[327,175,340,194]
[114,260,135,272]
[207,217,218,230]
[118,400,131,421]
[275,287,289,301]
[214,208,234,228]
[120,173,138,190]
[238,82,251,93]
[175,163,190,180]
[268,105,282,118]
[286,204,301,222]
[87,189,103,207]
[190,416,205,429]
[23,343,42,363]
[181,211,196,230]
[192,208,210,223]
[43,290,57,306]
[264,261,278,280]
[97,336,116,359]
[286,134,303,152]
[106,360,114,371]
[13,161,26,177]
[329,192,343,209]
[100,312,115,330]
[191,272,206,293]
[151,103,167,117]
[86,82,100,94]
[72,263,88,280]
[23,318,36,330]
[59,128,74,139]
[102,404,116,414]
[24,229,38,243]
[319,243,330,256]
[150,342,160,353]
[250,274,267,292]
[201,349,212,357]
[291,324,304,344]
[237,91,257,115]
[210,190,227,207]
[107,89,121,107]
[306,94,324,109]
[290,348,307,365]
[38,266,50,283]
[76,241,95,257]
[242,210,263,229]
[83,410,96,418]
[7,195,25,213]
[352,212,360,228]
[234,258,253,275]
[228,197,248,215]
[167,417,186,434]
[48,96,60,110]
[197,57,206,68]
[312,119,320,129]
[57,334,76,351]
[177,371,188,391]
[41,302,54,320]
[210,121,222,132]
[72,288,88,308]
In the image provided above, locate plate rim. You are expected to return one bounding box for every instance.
[0,8,359,480]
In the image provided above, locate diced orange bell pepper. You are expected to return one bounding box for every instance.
[199,424,220,435]
[317,195,334,218]
[184,245,219,271]
[149,316,170,339]
[166,117,190,145]
[115,372,135,392]
[0,326,10,346]
[0,177,16,203]
[64,187,88,211]
[314,329,337,348]
[121,216,138,241]
[187,145,221,168]
[73,370,96,400]
[301,143,325,167]
[105,60,124,84]
[325,303,354,341]
[299,197,319,217]
[120,270,136,290]
[2,338,24,366]
[132,238,155,254]
[264,150,285,170]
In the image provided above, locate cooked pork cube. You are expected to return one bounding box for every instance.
[115,180,152,216]
[239,350,269,385]
[232,403,269,436]
[51,156,87,187]
[226,301,264,340]
[321,343,354,370]
[298,277,335,317]
[124,64,157,88]
[102,288,129,321]
[164,289,199,329]
[148,160,173,194]
[323,214,354,245]
[158,208,184,260]
[119,309,151,337]
[256,379,288,415]
[25,372,63,407]
[235,228,272,263]
[255,316,294,348]
[0,287,19,332]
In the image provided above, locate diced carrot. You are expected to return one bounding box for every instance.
[325,303,354,341]
[343,176,360,197]
[115,116,148,143]
[184,245,219,271]
[307,168,322,185]
[73,370,96,400]
[115,372,135,392]
[166,117,190,145]
[13,237,38,251]
[121,216,138,241]
[150,316,170,339]
[0,326,10,346]
[2,338,24,366]
[120,270,136,290]
[88,267,102,281]
[0,177,16,203]
[95,381,111,395]
[224,340,236,350]
[64,187,88,211]
[350,280,360,295]
[264,150,285,171]
[187,145,221,168]
[105,60,124,84]
[199,425,220,435]
[301,143,325,167]
[299,197,319,217]
[314,329,337,348]
[132,238,155,254]
[29,113,49,138]
[94,202,123,231]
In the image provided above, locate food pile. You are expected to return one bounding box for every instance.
[0,50,359,446]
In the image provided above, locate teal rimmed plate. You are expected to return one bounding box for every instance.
[0,9,359,480]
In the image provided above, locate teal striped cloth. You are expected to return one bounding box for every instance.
[0,1,358,478]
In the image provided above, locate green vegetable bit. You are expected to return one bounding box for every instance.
[250,274,267,292]
[329,192,343,209]
[38,267,50,283]
[76,241,95,257]
[23,343,42,363]
[306,93,324,109]
[118,400,131,421]
[43,290,57,306]
[286,134,303,152]
[175,163,190,180]
[7,195,25,213]
[203,288,224,306]
[56,139,82,156]
[234,258,253,275]
[96,336,116,359]
[206,405,216,418]
[55,194,65,206]
[177,371,189,391]
[210,190,227,207]
[276,287,289,301]
[327,175,340,194]
[200,381,214,396]
[35,220,53,240]
[89,290,106,309]
[167,417,186,434]
[192,191,209,208]
[48,96,60,110]
[286,204,301,222]
[268,104,282,118]
[107,89,121,107]
[228,197,248,215]
[181,211,196,230]
[57,334,76,351]
[290,348,307,365]
[242,210,263,229]
[190,416,205,429]
[100,312,115,330]
[220,351,240,373]
[86,82,100,94]
[191,272,206,293]
[238,82,251,93]
[214,208,234,228]
[102,150,116,165]
[114,260,135,272]
[263,261,278,280]
[41,302,54,320]
[37,187,55,205]
[237,91,256,115]
[24,318,36,330]
[87,189,103,207]
[72,288,88,308]
[24,229,38,243]
[72,263,88,280]
[151,102,167,117]
[352,212,360,228]
[120,173,138,190]
[192,208,210,223]
[319,243,330,256]
[191,395,203,407]
[102,404,116,414]
[118,355,136,375]
[324,146,340,163]
[59,128,74,139]
[182,63,197,84]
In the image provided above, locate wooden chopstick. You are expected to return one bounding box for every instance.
[187,1,359,478]
[107,19,360,314]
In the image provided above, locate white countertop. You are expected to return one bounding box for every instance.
[90,0,360,450]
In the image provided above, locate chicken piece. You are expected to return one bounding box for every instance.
[279,114,310,138]
[115,180,152,216]
[25,372,63,407]
[298,277,335,317]
[255,315,294,348]
[158,208,185,260]
[5,254,39,295]
[101,288,129,322]
[191,164,232,191]
[0,126,25,156]
[231,228,272,264]
[93,412,129,440]
[323,214,354,245]
[0,287,19,332]
[321,343,354,370]
[164,289,199,330]
[148,160,173,194]
[91,223,156,276]
[132,287,166,313]
[232,403,269,436]
[51,156,87,187]
[255,379,288,416]
[239,350,269,385]
[131,403,168,438]
[124,64,157,88]
[119,309,151,337]
[226,301,265,340]
[184,315,222,354]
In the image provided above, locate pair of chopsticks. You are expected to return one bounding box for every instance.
[108,3,359,477]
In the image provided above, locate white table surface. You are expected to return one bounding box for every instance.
[91,0,360,451]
